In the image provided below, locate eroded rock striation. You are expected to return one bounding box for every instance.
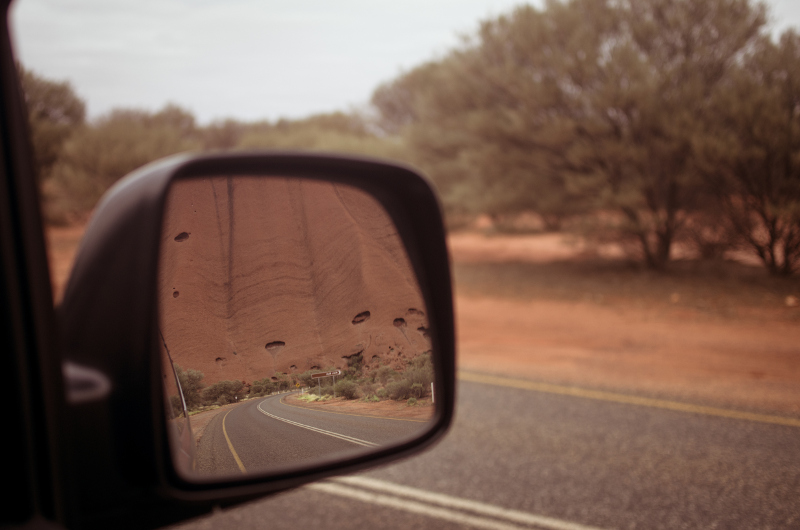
[159,176,430,384]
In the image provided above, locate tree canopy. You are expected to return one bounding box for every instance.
[19,0,800,275]
[19,65,85,183]
[372,0,783,270]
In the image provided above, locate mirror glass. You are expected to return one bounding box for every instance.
[158,175,435,480]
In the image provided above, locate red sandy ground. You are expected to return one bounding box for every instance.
[47,224,800,417]
[450,233,800,416]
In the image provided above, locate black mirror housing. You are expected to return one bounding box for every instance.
[58,152,455,529]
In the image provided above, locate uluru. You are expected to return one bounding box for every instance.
[158,175,431,386]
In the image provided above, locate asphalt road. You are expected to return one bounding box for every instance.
[195,392,428,476]
[178,378,800,529]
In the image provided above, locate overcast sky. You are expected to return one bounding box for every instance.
[10,0,800,124]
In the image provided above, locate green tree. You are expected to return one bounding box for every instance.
[251,377,275,396]
[568,0,766,269]
[371,61,442,136]
[201,118,245,150]
[296,370,315,388]
[373,0,767,267]
[202,380,245,405]
[174,364,204,410]
[695,31,800,275]
[18,65,86,183]
[273,372,291,391]
[372,1,618,226]
[48,104,200,218]
[235,111,407,161]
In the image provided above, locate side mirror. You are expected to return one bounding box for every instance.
[58,153,455,528]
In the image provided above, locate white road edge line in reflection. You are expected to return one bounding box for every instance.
[308,477,606,530]
[256,400,379,447]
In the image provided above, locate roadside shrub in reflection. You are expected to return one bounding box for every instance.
[202,380,245,405]
[375,365,396,385]
[335,380,359,399]
[250,377,275,396]
[173,364,205,410]
[386,379,412,400]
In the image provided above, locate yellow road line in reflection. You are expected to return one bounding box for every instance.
[222,409,247,473]
[279,395,428,423]
[458,371,800,428]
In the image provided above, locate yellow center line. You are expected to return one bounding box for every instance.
[279,394,428,423]
[221,409,247,473]
[458,371,800,428]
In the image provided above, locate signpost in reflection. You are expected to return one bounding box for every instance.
[312,370,343,397]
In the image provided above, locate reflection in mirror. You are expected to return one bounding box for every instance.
[158,176,434,481]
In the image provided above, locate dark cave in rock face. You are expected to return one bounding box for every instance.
[265,341,285,349]
[352,311,371,324]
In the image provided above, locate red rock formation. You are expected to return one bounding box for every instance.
[158,176,430,385]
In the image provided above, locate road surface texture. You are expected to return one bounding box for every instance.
[195,392,429,476]
[177,376,800,529]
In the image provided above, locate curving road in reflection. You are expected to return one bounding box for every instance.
[194,392,428,476]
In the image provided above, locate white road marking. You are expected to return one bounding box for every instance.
[308,476,606,530]
[256,399,379,447]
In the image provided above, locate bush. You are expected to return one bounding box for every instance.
[335,380,359,400]
[407,397,417,406]
[359,382,378,397]
[410,383,424,398]
[297,370,315,388]
[406,357,434,390]
[174,364,205,410]
[376,388,388,399]
[252,377,274,395]
[273,372,291,391]
[375,365,396,385]
[409,353,432,371]
[386,379,412,400]
[168,395,184,418]
[344,352,364,376]
[202,380,244,405]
